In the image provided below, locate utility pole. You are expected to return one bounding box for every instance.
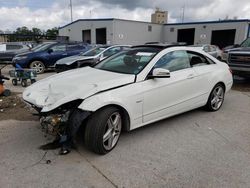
[70,0,73,22]
[181,5,185,23]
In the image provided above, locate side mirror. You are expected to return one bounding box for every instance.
[234,44,240,48]
[48,49,53,54]
[150,68,170,79]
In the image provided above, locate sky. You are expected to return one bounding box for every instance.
[0,0,250,31]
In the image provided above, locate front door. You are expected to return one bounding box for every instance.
[47,44,67,66]
[142,50,198,124]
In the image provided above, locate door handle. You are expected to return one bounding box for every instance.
[62,53,68,56]
[187,74,195,79]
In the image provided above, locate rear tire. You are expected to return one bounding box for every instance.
[205,83,225,111]
[12,79,17,86]
[21,79,27,87]
[30,61,45,74]
[85,107,122,155]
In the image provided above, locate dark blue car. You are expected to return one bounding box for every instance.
[12,42,90,73]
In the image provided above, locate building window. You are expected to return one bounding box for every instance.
[148,25,152,32]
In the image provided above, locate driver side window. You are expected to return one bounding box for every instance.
[154,50,191,72]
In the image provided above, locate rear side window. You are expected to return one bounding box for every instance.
[154,50,191,72]
[187,51,215,67]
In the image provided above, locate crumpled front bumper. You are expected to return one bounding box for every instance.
[40,112,70,136]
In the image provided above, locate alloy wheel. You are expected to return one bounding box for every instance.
[31,61,45,74]
[211,86,224,110]
[103,112,122,151]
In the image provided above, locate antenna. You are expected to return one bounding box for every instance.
[70,0,73,22]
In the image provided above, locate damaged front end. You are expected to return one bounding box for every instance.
[40,112,70,136]
[34,99,85,136]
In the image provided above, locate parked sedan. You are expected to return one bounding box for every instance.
[55,45,131,72]
[0,43,30,62]
[23,44,233,155]
[191,44,222,60]
[12,42,91,74]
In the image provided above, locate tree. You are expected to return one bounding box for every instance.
[46,27,58,40]
[31,27,43,41]
[7,26,59,42]
[31,27,42,35]
[14,26,33,41]
[15,26,32,35]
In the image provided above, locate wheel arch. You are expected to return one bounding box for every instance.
[28,58,46,68]
[216,81,226,91]
[207,81,226,102]
[92,104,131,132]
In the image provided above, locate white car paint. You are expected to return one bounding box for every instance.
[23,46,233,131]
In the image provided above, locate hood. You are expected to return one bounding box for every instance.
[15,51,33,57]
[15,51,42,58]
[228,47,250,54]
[23,67,135,112]
[56,55,97,65]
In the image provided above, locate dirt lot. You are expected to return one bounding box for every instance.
[0,93,37,121]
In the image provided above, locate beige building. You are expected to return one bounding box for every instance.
[151,8,168,24]
[0,35,8,42]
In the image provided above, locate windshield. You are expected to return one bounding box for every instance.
[241,38,250,48]
[80,46,107,56]
[32,43,54,52]
[95,48,159,75]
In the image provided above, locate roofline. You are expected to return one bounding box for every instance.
[58,18,250,30]
[165,19,250,26]
[59,18,114,29]
[59,18,162,29]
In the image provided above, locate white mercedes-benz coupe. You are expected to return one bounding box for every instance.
[23,44,233,154]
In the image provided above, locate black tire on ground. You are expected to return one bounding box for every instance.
[85,106,122,155]
[30,60,45,74]
[3,89,11,96]
[21,79,28,87]
[31,79,36,84]
[12,79,17,86]
[205,83,225,112]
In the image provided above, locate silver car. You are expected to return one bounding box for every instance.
[55,45,131,72]
[191,44,222,60]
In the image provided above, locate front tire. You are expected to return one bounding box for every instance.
[85,107,122,154]
[205,83,225,111]
[12,79,17,86]
[30,61,45,74]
